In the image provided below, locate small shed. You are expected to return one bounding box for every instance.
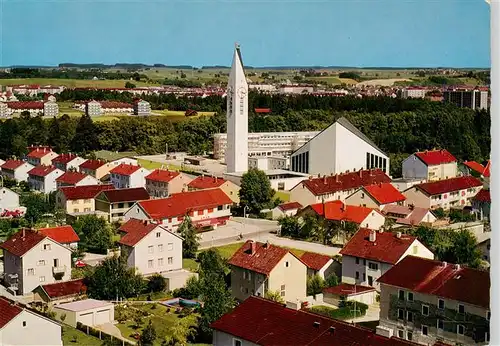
[34,279,87,305]
[323,283,377,307]
[271,202,303,220]
[52,299,114,327]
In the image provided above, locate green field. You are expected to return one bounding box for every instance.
[0,78,153,88]
[137,158,181,171]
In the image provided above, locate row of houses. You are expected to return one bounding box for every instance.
[74,99,152,116]
[0,100,59,118]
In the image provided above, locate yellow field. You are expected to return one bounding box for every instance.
[0,78,153,88]
[152,109,216,117]
[338,78,358,85]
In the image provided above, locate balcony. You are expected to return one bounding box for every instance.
[52,265,67,275]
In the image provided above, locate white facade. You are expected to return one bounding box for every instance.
[290,117,389,176]
[0,102,8,117]
[402,154,458,181]
[54,157,87,172]
[402,88,427,99]
[224,169,308,192]
[403,185,482,210]
[0,187,20,213]
[214,131,319,160]
[111,157,138,166]
[1,162,34,182]
[43,101,59,117]
[133,100,151,116]
[248,156,289,170]
[121,225,183,276]
[110,168,150,189]
[56,174,101,188]
[225,44,249,173]
[391,178,427,192]
[0,307,63,346]
[28,168,65,194]
[52,299,114,328]
[86,101,102,116]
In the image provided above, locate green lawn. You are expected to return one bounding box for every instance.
[183,258,199,272]
[94,150,137,161]
[0,78,151,88]
[274,190,290,202]
[137,158,181,171]
[62,326,103,346]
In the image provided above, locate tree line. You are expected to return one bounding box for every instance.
[0,68,147,81]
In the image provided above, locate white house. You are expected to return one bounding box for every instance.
[124,188,233,232]
[0,187,20,213]
[345,182,406,210]
[56,171,101,188]
[52,299,114,328]
[26,147,59,167]
[402,149,458,181]
[271,202,303,220]
[1,229,72,295]
[339,228,434,291]
[38,225,80,250]
[289,169,391,207]
[0,296,63,346]
[28,165,65,194]
[109,163,150,189]
[118,219,183,276]
[145,169,192,198]
[299,252,337,280]
[290,117,390,176]
[402,176,483,210]
[381,205,437,227]
[1,160,34,182]
[52,153,87,172]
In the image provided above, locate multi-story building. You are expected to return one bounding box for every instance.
[43,101,59,117]
[56,184,115,215]
[133,99,151,116]
[27,165,65,194]
[38,225,80,250]
[402,149,458,182]
[125,188,232,232]
[402,87,428,99]
[145,169,192,198]
[79,159,114,180]
[0,101,8,117]
[109,164,150,189]
[55,171,100,188]
[187,175,240,204]
[118,219,183,276]
[213,131,319,160]
[378,256,490,345]
[5,101,44,116]
[95,187,150,222]
[52,153,86,172]
[85,100,102,116]
[402,176,483,210]
[248,156,289,170]
[443,87,489,110]
[26,146,59,166]
[1,229,72,295]
[339,228,434,291]
[228,240,307,305]
[0,160,34,182]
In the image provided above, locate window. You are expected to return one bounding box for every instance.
[412,245,418,255]
[356,257,360,264]
[285,261,289,268]
[457,325,465,335]
[280,285,286,297]
[368,262,378,270]
[27,268,35,276]
[458,304,465,314]
[148,260,153,268]
[156,232,161,238]
[361,193,365,199]
[22,321,27,327]
[397,309,404,319]
[487,311,491,320]
[397,330,404,339]
[148,246,154,254]
[422,325,428,336]
[437,319,444,330]
[438,299,445,309]
[158,244,163,252]
[37,260,45,266]
[167,243,173,251]
[363,259,366,265]
[398,290,405,300]
[168,257,173,265]
[355,271,360,280]
[233,339,242,346]
[422,305,429,316]
[362,273,366,281]
[39,276,45,282]
[158,258,164,266]
[407,331,413,341]
[43,244,51,251]
[407,292,414,301]
[407,311,413,322]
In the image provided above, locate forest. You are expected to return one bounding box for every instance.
[0,94,490,177]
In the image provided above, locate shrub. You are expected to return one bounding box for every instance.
[147,274,167,293]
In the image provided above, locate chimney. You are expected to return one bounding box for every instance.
[329,327,335,335]
[396,232,402,239]
[323,175,327,184]
[22,228,26,238]
[335,174,339,183]
[442,261,447,267]
[359,170,363,178]
[313,321,320,328]
[369,230,376,242]
[317,173,321,178]
[264,240,270,248]
[250,241,256,255]
[202,174,204,179]
[454,264,461,271]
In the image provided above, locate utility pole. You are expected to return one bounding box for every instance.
[165,143,168,159]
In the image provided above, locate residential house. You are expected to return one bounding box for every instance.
[118,219,183,276]
[28,165,65,194]
[133,99,151,116]
[0,158,5,168]
[382,205,437,227]
[402,149,458,182]
[38,225,80,249]
[210,296,422,346]
[26,147,59,167]
[228,240,307,305]
[391,178,427,192]
[187,175,240,204]
[0,187,21,214]
[472,189,490,221]
[52,153,86,172]
[109,163,150,189]
[145,169,192,198]
[56,184,115,215]
[1,160,34,182]
[1,229,72,295]
[299,252,337,280]
[79,159,114,180]
[402,176,483,210]
[290,169,391,207]
[271,202,303,220]
[52,299,114,328]
[478,238,490,264]
[0,296,63,346]
[378,256,490,345]
[124,188,232,232]
[33,279,87,305]
[345,183,406,210]
[463,160,490,189]
[56,171,100,188]
[110,157,138,166]
[298,200,386,231]
[43,100,59,117]
[339,228,434,291]
[95,187,150,222]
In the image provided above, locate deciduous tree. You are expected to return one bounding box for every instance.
[178,216,200,259]
[239,168,275,214]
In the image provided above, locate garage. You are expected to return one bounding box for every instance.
[52,299,115,327]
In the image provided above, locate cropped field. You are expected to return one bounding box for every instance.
[0,78,153,88]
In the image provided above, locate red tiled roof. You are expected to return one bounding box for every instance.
[228,240,299,275]
[138,188,232,220]
[99,101,133,109]
[363,183,406,205]
[0,297,23,329]
[483,160,491,177]
[299,169,391,196]
[52,153,79,164]
[118,219,161,247]
[278,201,303,211]
[187,176,226,189]
[300,252,332,271]
[28,165,59,177]
[323,283,375,296]
[464,160,490,178]
[110,163,141,176]
[145,169,180,183]
[415,176,483,196]
[254,108,271,113]
[40,279,87,299]
[38,225,80,244]
[1,159,25,170]
[27,148,54,159]
[56,171,88,184]
[0,229,47,257]
[339,228,420,265]
[309,201,379,225]
[377,256,490,309]
[59,184,115,200]
[382,205,435,226]
[414,149,457,166]
[6,101,44,110]
[473,189,491,203]
[97,187,149,203]
[79,159,108,170]
[210,296,419,346]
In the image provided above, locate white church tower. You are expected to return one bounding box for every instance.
[225,43,249,173]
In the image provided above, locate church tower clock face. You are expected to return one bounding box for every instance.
[237,86,247,99]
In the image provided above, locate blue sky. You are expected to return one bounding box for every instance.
[0,0,491,68]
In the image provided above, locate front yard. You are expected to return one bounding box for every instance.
[62,326,103,346]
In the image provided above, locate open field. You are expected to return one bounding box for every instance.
[137,158,181,171]
[356,78,412,87]
[0,78,153,88]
